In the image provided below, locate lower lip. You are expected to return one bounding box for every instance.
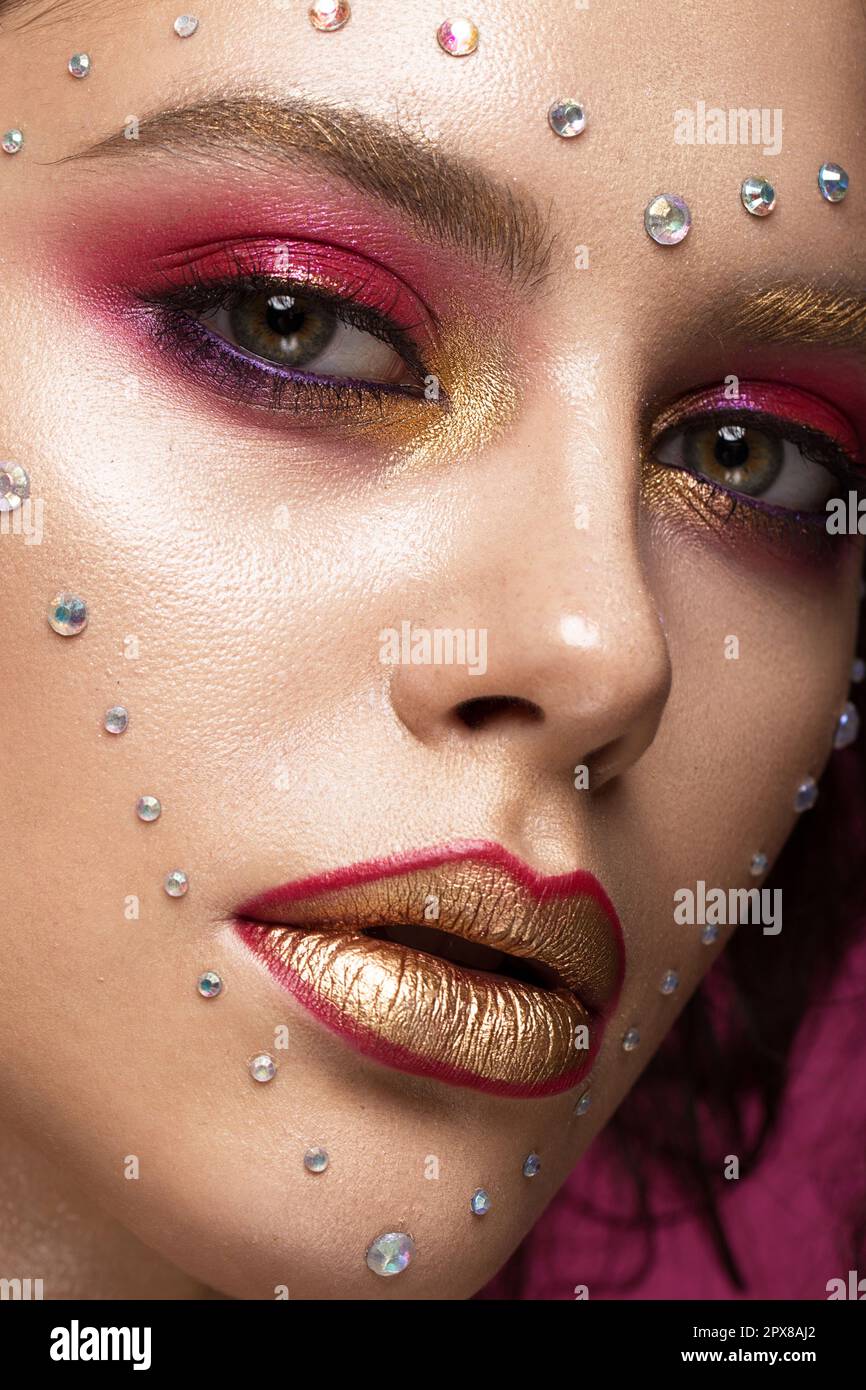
[235,921,602,1098]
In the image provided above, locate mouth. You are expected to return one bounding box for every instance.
[233,840,624,1098]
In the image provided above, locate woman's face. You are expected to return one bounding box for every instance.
[1,0,864,1299]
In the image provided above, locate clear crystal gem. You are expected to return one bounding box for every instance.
[470,1188,491,1215]
[197,970,222,998]
[701,923,719,945]
[366,1231,415,1276]
[303,1146,329,1173]
[48,593,87,636]
[68,53,91,78]
[622,1026,640,1051]
[644,193,691,245]
[136,795,161,822]
[818,163,848,203]
[522,1152,541,1177]
[164,869,189,897]
[794,776,818,813]
[851,658,865,684]
[659,970,679,995]
[249,1053,277,1083]
[750,852,769,877]
[834,701,860,750]
[548,99,586,138]
[173,15,199,36]
[0,463,30,510]
[2,129,23,155]
[104,705,129,734]
[741,176,776,216]
[436,18,479,55]
[574,1091,591,1117]
[308,0,350,30]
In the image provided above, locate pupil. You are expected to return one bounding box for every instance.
[266,294,306,338]
[714,424,749,470]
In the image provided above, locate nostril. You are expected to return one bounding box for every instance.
[454,695,544,731]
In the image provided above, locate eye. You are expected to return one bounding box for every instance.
[653,418,842,512]
[196,287,414,386]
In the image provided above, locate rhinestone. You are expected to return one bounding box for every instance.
[303,1146,329,1173]
[834,700,860,750]
[366,1232,415,1277]
[197,970,223,998]
[104,705,129,735]
[470,1188,491,1215]
[164,869,189,897]
[794,776,818,813]
[249,1053,277,1082]
[644,193,691,246]
[436,18,479,56]
[136,795,161,822]
[659,970,679,996]
[48,593,87,636]
[308,0,350,31]
[173,15,199,37]
[741,175,776,217]
[548,99,587,139]
[750,852,769,877]
[622,1026,640,1051]
[2,129,23,155]
[68,53,91,78]
[701,923,720,945]
[0,463,30,511]
[522,1152,541,1178]
[574,1091,591,1117]
[818,163,848,203]
[851,658,865,683]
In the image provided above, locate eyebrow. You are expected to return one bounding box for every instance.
[58,94,556,289]
[710,281,866,352]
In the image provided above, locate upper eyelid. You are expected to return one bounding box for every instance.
[649,407,861,465]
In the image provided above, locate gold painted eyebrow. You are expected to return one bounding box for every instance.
[59,94,557,290]
[712,282,866,352]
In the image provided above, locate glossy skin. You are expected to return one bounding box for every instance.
[0,0,863,1300]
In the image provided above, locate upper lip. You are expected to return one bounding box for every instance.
[235,839,624,1013]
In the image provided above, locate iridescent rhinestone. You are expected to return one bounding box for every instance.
[834,700,860,750]
[308,0,350,31]
[794,776,818,813]
[2,129,23,155]
[48,593,87,636]
[701,923,720,945]
[104,705,129,735]
[522,1152,541,1178]
[173,15,199,37]
[164,869,189,897]
[136,795,161,822]
[0,463,30,511]
[659,970,679,996]
[851,658,865,684]
[470,1188,491,1215]
[741,176,776,217]
[750,852,769,877]
[574,1091,591,1117]
[366,1231,415,1277]
[249,1053,277,1083]
[197,970,222,998]
[622,1026,640,1051]
[303,1146,329,1173]
[548,99,587,139]
[68,53,91,78]
[436,18,479,56]
[644,193,691,246]
[818,163,849,203]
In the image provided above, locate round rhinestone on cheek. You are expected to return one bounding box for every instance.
[548,99,587,138]
[0,463,30,510]
[164,869,189,897]
[659,970,679,996]
[104,705,129,735]
[249,1053,277,1083]
[48,593,88,636]
[136,795,161,822]
[173,15,199,37]
[794,776,818,813]
[522,1152,541,1178]
[750,852,769,877]
[741,175,776,216]
[197,970,223,998]
[303,1146,329,1173]
[2,129,23,155]
[436,18,479,56]
[818,162,849,202]
[834,701,860,750]
[574,1090,591,1117]
[68,53,91,78]
[701,924,720,946]
[308,0,350,31]
[366,1232,415,1277]
[644,193,692,245]
[622,1026,641,1051]
[470,1188,491,1215]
